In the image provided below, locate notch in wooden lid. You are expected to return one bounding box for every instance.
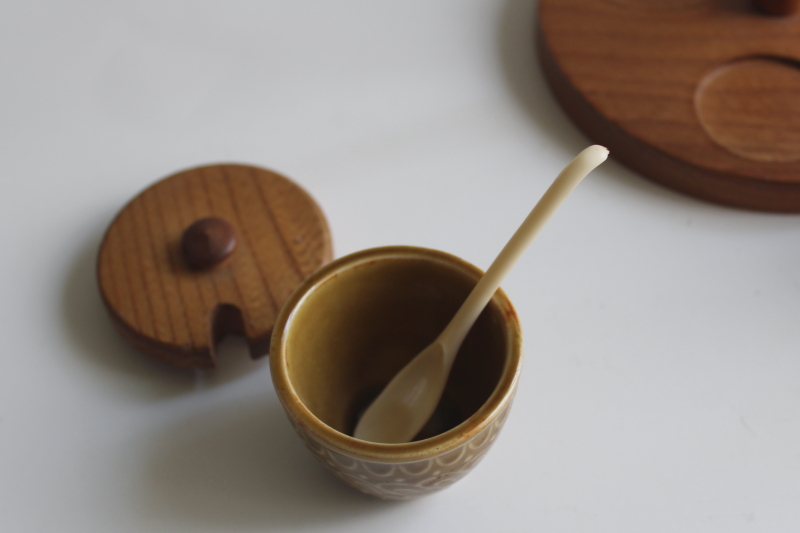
[97,164,333,368]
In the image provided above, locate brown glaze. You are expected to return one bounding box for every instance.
[285,255,506,436]
[180,217,236,270]
[270,246,523,499]
[539,0,800,211]
[97,164,332,368]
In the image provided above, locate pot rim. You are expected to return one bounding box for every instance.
[270,245,523,464]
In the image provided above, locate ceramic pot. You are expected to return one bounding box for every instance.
[270,246,523,499]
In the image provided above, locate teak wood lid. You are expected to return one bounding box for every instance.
[538,0,800,212]
[97,164,333,368]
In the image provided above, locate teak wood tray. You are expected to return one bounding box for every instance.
[538,0,800,211]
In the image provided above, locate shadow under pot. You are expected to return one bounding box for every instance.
[270,246,523,500]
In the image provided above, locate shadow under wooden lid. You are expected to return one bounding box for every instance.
[97,164,333,369]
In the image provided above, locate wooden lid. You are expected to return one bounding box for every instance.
[97,164,333,368]
[539,0,800,212]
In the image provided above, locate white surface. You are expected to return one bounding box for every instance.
[1,1,798,531]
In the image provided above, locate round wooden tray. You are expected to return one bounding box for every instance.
[97,164,332,368]
[538,0,800,211]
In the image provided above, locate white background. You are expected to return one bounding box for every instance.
[1,1,799,531]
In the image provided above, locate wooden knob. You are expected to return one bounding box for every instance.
[181,217,236,270]
[753,0,800,15]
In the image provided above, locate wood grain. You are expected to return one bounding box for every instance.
[754,0,800,15]
[538,0,800,211]
[696,57,800,163]
[97,164,333,368]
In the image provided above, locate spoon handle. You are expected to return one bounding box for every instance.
[438,145,609,362]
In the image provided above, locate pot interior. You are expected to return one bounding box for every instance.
[283,253,511,441]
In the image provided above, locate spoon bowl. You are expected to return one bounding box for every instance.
[353,340,448,443]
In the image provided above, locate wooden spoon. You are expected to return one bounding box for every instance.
[354,145,609,443]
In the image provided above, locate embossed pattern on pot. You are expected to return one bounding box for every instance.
[289,404,512,500]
